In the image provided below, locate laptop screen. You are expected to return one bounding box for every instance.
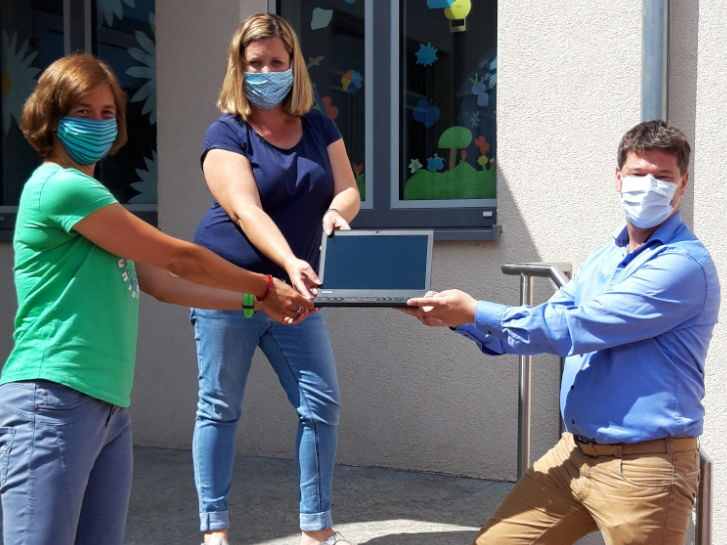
[319,230,432,291]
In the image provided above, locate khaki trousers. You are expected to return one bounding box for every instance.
[474,433,700,545]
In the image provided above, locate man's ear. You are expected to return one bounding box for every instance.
[616,167,623,193]
[678,171,690,197]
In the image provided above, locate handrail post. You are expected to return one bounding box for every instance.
[696,449,712,545]
[517,274,534,478]
[501,263,572,480]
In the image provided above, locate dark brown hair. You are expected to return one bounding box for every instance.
[617,120,691,174]
[21,53,128,158]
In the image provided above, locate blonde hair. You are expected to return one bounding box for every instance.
[217,13,313,119]
[21,53,128,158]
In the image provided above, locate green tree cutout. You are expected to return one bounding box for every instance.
[438,126,472,170]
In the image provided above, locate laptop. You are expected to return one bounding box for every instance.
[314,229,433,307]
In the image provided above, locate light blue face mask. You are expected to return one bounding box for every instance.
[620,174,678,228]
[244,68,294,110]
[56,115,118,166]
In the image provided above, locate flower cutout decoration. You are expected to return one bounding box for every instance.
[98,0,136,27]
[129,151,157,204]
[408,158,423,174]
[341,69,362,93]
[126,13,156,124]
[2,31,40,135]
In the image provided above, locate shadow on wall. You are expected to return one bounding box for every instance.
[668,0,699,231]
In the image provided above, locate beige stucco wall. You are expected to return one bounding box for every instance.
[0,0,724,542]
[693,0,727,534]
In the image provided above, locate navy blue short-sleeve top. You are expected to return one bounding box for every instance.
[194,109,342,280]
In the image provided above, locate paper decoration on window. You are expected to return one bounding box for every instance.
[438,126,472,171]
[129,151,157,203]
[126,12,156,124]
[408,158,423,174]
[341,69,362,92]
[98,0,136,27]
[475,136,493,169]
[444,0,471,32]
[311,7,333,30]
[426,154,445,172]
[415,42,438,66]
[412,99,440,128]
[405,160,495,199]
[471,74,489,107]
[321,96,339,120]
[426,0,454,8]
[1,31,40,134]
[307,56,324,68]
[444,0,471,19]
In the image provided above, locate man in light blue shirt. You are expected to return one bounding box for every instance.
[404,120,720,545]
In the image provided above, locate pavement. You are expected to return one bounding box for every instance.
[124,447,607,545]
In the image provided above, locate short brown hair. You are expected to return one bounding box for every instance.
[21,53,128,158]
[617,120,691,174]
[217,13,313,120]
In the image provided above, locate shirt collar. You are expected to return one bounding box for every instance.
[612,211,683,249]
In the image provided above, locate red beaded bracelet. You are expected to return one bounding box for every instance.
[259,274,273,301]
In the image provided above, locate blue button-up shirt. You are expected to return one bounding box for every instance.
[456,213,720,443]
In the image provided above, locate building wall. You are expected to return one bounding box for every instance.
[0,0,724,542]
[693,0,727,534]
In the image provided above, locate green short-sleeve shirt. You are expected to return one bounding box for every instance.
[1,163,140,407]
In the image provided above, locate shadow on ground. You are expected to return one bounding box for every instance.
[124,447,607,545]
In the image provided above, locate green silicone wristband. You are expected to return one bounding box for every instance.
[242,293,255,318]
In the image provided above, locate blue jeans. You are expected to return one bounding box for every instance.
[190,309,340,532]
[0,380,132,545]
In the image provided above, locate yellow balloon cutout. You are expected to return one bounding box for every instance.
[444,0,471,20]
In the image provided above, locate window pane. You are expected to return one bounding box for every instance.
[1,0,64,206]
[278,1,367,202]
[94,0,157,204]
[399,0,496,204]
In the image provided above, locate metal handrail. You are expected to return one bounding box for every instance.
[501,262,572,477]
[502,262,712,545]
[697,449,712,545]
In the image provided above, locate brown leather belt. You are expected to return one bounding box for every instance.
[572,433,697,457]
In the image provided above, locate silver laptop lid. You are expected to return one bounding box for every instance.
[317,229,433,299]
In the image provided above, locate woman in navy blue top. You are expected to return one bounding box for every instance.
[190,13,360,545]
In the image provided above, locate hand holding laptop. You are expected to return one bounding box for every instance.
[323,207,351,236]
[284,255,322,299]
[402,289,478,327]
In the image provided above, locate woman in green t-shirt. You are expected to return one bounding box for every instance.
[0,53,312,545]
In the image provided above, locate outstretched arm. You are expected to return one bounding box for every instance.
[73,203,312,323]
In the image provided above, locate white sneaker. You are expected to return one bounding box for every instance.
[317,532,355,545]
[201,539,229,545]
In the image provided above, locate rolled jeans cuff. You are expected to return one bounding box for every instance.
[199,510,229,532]
[300,510,333,531]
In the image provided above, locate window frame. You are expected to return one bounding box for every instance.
[0,0,157,241]
[271,0,499,241]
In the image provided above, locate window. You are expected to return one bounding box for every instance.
[0,0,156,239]
[273,0,498,240]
